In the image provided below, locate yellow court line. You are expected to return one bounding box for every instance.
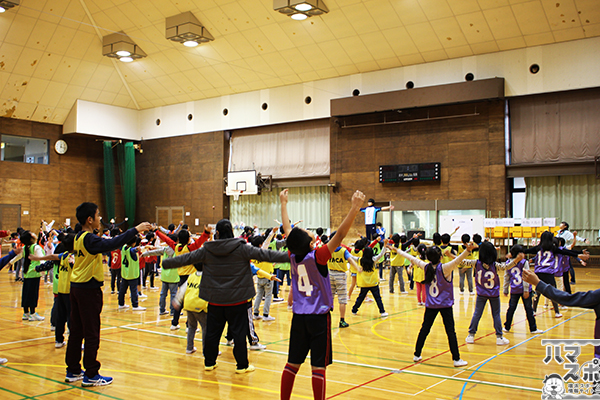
[8,363,313,399]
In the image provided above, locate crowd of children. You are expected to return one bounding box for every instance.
[0,197,594,400]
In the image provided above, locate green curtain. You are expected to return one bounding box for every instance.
[102,141,116,221]
[525,175,600,242]
[229,186,329,231]
[117,142,136,228]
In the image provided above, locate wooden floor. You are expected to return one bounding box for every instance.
[0,265,597,399]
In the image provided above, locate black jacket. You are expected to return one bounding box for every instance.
[162,238,289,305]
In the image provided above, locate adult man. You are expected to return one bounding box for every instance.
[360,199,394,241]
[161,219,289,373]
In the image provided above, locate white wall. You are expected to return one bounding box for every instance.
[67,37,600,141]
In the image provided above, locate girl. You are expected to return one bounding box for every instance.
[524,231,588,318]
[413,244,428,305]
[118,236,146,311]
[503,245,542,334]
[458,234,475,295]
[397,243,474,367]
[387,234,408,294]
[351,244,389,317]
[462,242,522,345]
[10,231,45,321]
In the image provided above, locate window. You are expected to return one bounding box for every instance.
[392,210,437,238]
[1,135,49,164]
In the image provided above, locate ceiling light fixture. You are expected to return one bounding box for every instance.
[102,32,146,63]
[274,0,329,20]
[0,0,19,13]
[166,12,214,47]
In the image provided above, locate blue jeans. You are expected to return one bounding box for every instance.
[468,295,503,337]
[159,281,178,314]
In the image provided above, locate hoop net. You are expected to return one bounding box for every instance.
[231,190,244,201]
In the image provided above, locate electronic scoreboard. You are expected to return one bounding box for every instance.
[379,163,440,183]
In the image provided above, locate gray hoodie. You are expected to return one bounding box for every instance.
[161,237,290,305]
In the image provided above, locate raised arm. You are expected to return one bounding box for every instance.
[279,190,293,237]
[326,190,366,254]
[156,230,177,250]
[261,228,278,250]
[394,248,428,269]
[161,248,205,270]
[188,227,212,251]
[441,243,475,275]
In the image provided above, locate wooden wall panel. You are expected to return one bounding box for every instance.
[0,117,124,232]
[330,100,506,235]
[135,130,227,230]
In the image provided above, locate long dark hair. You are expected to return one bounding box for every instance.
[423,246,442,284]
[20,231,35,275]
[540,231,554,252]
[360,247,375,272]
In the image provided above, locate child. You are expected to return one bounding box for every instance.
[280,188,365,400]
[65,202,151,387]
[252,228,278,321]
[30,233,77,347]
[141,243,178,316]
[326,232,359,328]
[172,267,208,355]
[351,245,389,317]
[109,229,121,294]
[462,242,522,345]
[118,236,146,311]
[387,234,409,294]
[412,244,428,305]
[0,245,23,365]
[348,237,379,298]
[458,234,475,295]
[523,231,588,318]
[396,243,474,367]
[9,230,46,321]
[503,245,542,334]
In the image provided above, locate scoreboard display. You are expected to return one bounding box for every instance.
[379,163,440,183]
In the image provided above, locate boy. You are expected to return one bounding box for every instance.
[66,202,151,387]
[280,188,365,400]
[326,232,359,328]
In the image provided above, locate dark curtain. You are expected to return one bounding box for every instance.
[103,141,116,221]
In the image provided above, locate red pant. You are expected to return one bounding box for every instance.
[416,282,427,304]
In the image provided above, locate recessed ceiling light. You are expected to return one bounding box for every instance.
[119,56,133,63]
[183,40,199,47]
[294,3,312,11]
[291,13,308,20]
[115,50,131,57]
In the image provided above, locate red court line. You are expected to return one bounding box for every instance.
[326,309,550,399]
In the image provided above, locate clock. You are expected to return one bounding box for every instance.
[54,139,68,155]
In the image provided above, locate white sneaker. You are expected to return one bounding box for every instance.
[170,325,180,331]
[543,304,549,309]
[413,356,422,362]
[381,312,389,318]
[352,312,358,316]
[454,359,468,367]
[560,306,568,310]
[252,314,262,320]
[118,305,130,310]
[55,341,66,348]
[138,294,148,298]
[401,291,408,294]
[226,339,234,346]
[465,334,475,344]
[287,305,293,311]
[186,347,197,354]
[22,313,30,320]
[273,297,284,302]
[502,327,510,332]
[496,337,510,345]
[29,313,45,321]
[0,358,7,364]
[249,343,266,350]
[132,306,146,311]
[555,313,563,318]
[470,291,475,296]
[50,325,56,332]
[531,329,544,334]
[262,315,275,321]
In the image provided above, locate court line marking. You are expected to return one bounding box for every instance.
[458,310,591,399]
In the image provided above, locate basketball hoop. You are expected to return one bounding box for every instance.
[231,190,244,201]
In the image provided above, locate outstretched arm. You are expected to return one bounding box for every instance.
[326,191,366,254]
[280,190,293,237]
[524,269,600,309]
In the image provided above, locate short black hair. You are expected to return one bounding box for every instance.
[473,233,482,244]
[178,229,190,246]
[441,233,451,244]
[432,233,442,246]
[76,202,98,225]
[250,235,265,247]
[287,227,312,260]
[181,224,188,230]
[558,237,566,247]
[391,233,401,248]
[510,244,524,259]
[376,222,382,227]
[461,234,471,244]
[368,198,375,204]
[561,221,569,230]
[168,224,175,231]
[316,227,324,236]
